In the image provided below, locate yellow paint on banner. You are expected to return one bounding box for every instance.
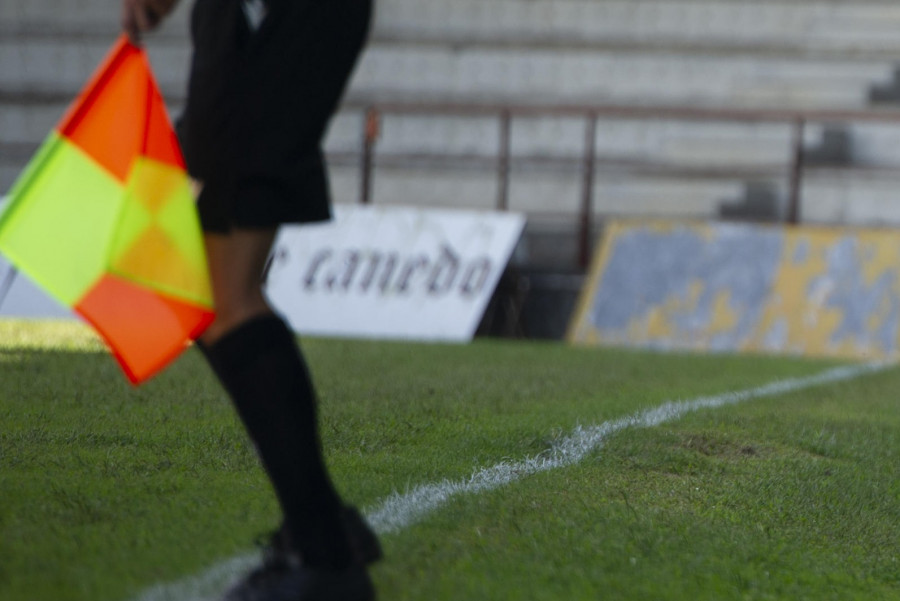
[746,229,840,355]
[569,219,900,360]
[709,289,739,339]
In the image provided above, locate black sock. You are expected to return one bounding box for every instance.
[198,314,353,568]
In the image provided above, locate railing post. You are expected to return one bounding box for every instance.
[579,113,598,269]
[360,106,380,204]
[787,117,805,224]
[497,109,512,211]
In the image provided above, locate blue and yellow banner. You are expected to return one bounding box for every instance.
[568,220,900,360]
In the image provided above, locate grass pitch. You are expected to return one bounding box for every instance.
[0,320,898,601]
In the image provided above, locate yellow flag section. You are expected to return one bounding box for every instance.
[567,220,900,361]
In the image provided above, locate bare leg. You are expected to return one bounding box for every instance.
[199,227,278,344]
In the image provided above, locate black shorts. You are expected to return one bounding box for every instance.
[176,0,372,232]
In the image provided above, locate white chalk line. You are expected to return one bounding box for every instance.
[127,361,890,601]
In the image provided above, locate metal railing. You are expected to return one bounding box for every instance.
[353,101,900,267]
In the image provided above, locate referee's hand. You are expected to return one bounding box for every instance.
[122,0,180,44]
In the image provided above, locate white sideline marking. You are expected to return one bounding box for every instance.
[127,361,889,601]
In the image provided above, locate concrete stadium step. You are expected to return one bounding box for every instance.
[329,161,900,227]
[802,170,900,225]
[329,161,757,216]
[339,112,799,166]
[373,0,900,58]
[1,95,890,167]
[5,100,900,200]
[5,0,900,59]
[0,0,189,34]
[0,37,191,101]
[350,43,891,109]
[0,102,833,188]
[4,34,891,111]
[7,100,892,175]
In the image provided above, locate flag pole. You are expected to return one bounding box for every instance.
[0,264,17,311]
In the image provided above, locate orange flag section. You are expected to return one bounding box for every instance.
[58,39,185,182]
[76,275,214,384]
[0,35,214,384]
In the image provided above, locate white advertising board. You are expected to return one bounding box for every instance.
[264,204,526,341]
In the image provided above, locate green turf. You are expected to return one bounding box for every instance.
[0,320,897,601]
